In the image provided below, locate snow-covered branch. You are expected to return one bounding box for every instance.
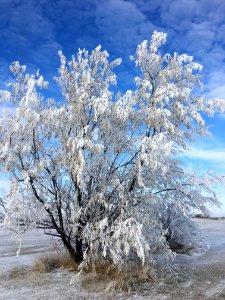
[0,31,224,269]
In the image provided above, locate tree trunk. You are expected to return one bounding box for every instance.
[75,236,83,262]
[60,234,83,263]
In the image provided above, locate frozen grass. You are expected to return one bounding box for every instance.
[1,219,225,299]
[33,254,155,292]
[79,263,156,293]
[33,253,79,273]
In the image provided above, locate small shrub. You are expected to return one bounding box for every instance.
[33,252,79,273]
[79,261,156,292]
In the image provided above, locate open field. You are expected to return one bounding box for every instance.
[0,219,225,299]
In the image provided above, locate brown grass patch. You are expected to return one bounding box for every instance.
[33,252,79,273]
[8,266,29,279]
[80,261,156,292]
[33,254,156,292]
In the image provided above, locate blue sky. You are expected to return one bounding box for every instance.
[0,0,225,215]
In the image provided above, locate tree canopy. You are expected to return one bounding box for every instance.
[0,31,224,270]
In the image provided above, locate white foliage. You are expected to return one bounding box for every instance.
[0,32,225,269]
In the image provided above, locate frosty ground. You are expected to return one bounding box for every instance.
[0,219,225,300]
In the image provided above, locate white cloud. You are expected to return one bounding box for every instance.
[94,0,157,55]
[183,146,225,163]
[217,113,225,120]
[181,145,225,172]
[204,70,225,98]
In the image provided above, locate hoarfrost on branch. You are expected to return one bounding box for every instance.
[0,31,224,269]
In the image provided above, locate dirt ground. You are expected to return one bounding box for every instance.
[0,219,225,300]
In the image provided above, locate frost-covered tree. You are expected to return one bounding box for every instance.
[0,32,224,268]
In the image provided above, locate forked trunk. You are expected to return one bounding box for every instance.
[61,234,83,263]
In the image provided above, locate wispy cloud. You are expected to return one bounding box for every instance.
[217,113,225,120]
[181,146,225,171]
